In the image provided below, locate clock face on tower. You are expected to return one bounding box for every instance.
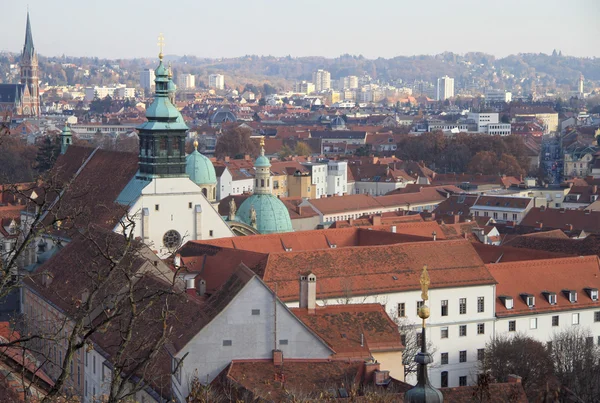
[163,229,182,250]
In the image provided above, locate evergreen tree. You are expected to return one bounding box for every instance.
[35,136,61,173]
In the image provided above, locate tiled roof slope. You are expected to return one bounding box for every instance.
[291,304,403,358]
[330,212,423,228]
[309,194,384,215]
[473,196,531,209]
[376,186,462,207]
[487,256,600,317]
[472,242,571,264]
[520,207,600,234]
[258,239,494,301]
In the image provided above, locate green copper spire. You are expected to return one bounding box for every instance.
[60,123,72,155]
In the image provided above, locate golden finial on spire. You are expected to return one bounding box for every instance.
[420,264,430,302]
[157,33,165,60]
[260,136,265,148]
[193,138,199,151]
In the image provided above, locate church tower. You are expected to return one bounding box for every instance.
[136,38,188,178]
[20,11,40,117]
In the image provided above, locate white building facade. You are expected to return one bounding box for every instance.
[436,76,454,100]
[208,74,225,90]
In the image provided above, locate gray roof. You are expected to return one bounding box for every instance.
[0,84,24,105]
[310,130,367,140]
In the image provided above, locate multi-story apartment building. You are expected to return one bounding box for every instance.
[84,85,135,101]
[293,80,315,94]
[470,195,534,224]
[177,73,195,89]
[436,76,454,100]
[208,73,225,90]
[301,162,328,199]
[326,160,348,196]
[139,68,155,91]
[485,89,512,103]
[312,69,331,92]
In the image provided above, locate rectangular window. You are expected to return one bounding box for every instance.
[477,348,485,361]
[484,211,489,217]
[279,339,288,345]
[530,318,538,329]
[209,230,214,237]
[459,325,467,337]
[397,303,406,317]
[223,340,233,346]
[251,309,260,316]
[441,327,449,339]
[459,350,467,363]
[441,353,448,365]
[93,355,96,374]
[441,372,448,388]
[477,297,484,313]
[188,202,192,209]
[155,204,159,211]
[572,313,580,325]
[477,323,485,335]
[595,311,600,322]
[552,315,559,326]
[502,213,508,220]
[459,298,467,315]
[102,364,105,382]
[493,212,498,219]
[441,300,448,316]
[459,376,467,386]
[85,351,88,367]
[513,213,518,220]
[509,320,516,332]
[417,301,424,316]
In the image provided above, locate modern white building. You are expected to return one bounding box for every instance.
[436,76,454,100]
[326,160,348,196]
[177,73,195,89]
[140,69,155,91]
[485,89,512,103]
[301,162,328,198]
[312,69,331,92]
[293,81,315,94]
[84,85,135,101]
[467,112,499,133]
[208,73,225,90]
[338,75,359,90]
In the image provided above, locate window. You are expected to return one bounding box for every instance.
[493,212,498,219]
[513,213,518,220]
[441,327,449,339]
[441,300,448,316]
[85,351,88,367]
[223,340,233,346]
[417,301,424,316]
[477,348,485,361]
[459,325,467,337]
[397,303,406,317]
[509,320,516,332]
[484,211,489,217]
[477,323,485,335]
[209,230,214,237]
[459,298,467,315]
[93,355,96,374]
[572,313,580,325]
[526,295,535,307]
[530,318,538,329]
[102,364,105,382]
[595,311,600,322]
[441,371,448,388]
[459,376,467,386]
[188,202,192,209]
[441,353,448,365]
[251,309,260,316]
[552,315,559,326]
[477,297,484,313]
[155,204,159,211]
[279,339,288,345]
[459,350,467,363]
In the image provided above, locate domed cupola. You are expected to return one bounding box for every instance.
[330,115,346,130]
[234,137,293,234]
[186,139,217,202]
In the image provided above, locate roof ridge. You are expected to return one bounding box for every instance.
[487,255,599,268]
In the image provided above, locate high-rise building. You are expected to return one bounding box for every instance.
[578,75,584,96]
[209,74,225,90]
[0,11,40,116]
[140,69,156,91]
[312,69,331,92]
[177,73,195,90]
[436,76,454,101]
[293,81,315,94]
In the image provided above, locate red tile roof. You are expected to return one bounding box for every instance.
[309,194,384,215]
[473,196,532,210]
[520,207,600,234]
[377,186,462,208]
[487,255,600,317]
[291,304,403,358]
[471,242,571,264]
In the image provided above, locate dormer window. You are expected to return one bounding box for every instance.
[585,288,599,301]
[521,294,535,308]
[563,290,577,303]
[543,291,557,305]
[500,296,514,310]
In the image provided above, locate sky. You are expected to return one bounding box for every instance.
[2,0,599,60]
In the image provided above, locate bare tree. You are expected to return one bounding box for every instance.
[550,327,600,403]
[388,313,436,379]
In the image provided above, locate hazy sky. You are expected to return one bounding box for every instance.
[3,0,599,59]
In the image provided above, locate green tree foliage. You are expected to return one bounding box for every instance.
[89,95,113,114]
[214,126,258,159]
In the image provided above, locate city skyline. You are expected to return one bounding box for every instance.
[2,0,599,60]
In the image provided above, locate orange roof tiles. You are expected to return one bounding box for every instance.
[309,194,384,215]
[487,255,600,317]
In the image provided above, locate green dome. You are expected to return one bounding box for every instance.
[255,155,271,168]
[168,79,176,93]
[235,194,293,234]
[186,150,217,185]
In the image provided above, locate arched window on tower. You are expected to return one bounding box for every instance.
[261,179,265,187]
[202,188,208,197]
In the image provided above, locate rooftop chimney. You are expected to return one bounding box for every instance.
[372,215,382,226]
[391,225,397,233]
[186,276,196,295]
[197,278,206,297]
[299,273,317,313]
[364,360,380,384]
[432,231,437,241]
[537,222,543,229]
[273,349,283,367]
